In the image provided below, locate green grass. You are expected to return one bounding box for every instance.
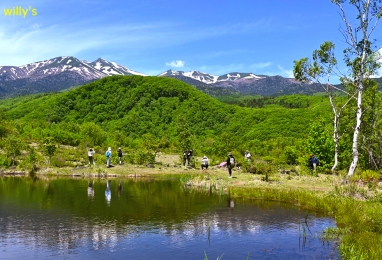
[229,184,382,259]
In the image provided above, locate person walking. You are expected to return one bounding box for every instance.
[106,147,112,168]
[308,154,314,173]
[187,150,193,165]
[244,150,251,161]
[88,148,95,166]
[182,150,188,166]
[226,152,235,178]
[312,154,318,174]
[117,147,123,165]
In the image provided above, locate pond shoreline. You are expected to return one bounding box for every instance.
[2,163,382,259]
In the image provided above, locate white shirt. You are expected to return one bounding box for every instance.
[202,158,209,165]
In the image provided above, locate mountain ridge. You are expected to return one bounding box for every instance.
[0,56,348,98]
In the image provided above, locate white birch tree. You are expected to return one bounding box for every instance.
[293,0,382,176]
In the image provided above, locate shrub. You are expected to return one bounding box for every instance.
[0,154,10,168]
[51,156,66,168]
[243,161,274,181]
[360,170,380,183]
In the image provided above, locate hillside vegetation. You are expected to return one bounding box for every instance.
[0,75,363,171]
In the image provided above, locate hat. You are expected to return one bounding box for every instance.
[228,152,232,156]
[118,147,121,150]
[203,156,207,159]
[108,147,112,151]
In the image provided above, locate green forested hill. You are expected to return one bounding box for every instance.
[2,75,331,138]
[0,75,334,167]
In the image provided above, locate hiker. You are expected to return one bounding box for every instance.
[226,152,235,178]
[88,148,95,166]
[189,150,193,160]
[117,147,123,165]
[201,155,209,170]
[244,150,251,161]
[187,150,193,165]
[106,147,112,168]
[312,154,318,173]
[308,154,314,172]
[182,150,188,166]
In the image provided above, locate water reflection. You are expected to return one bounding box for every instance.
[88,181,94,199]
[229,199,235,208]
[105,180,111,204]
[117,181,123,197]
[0,178,339,259]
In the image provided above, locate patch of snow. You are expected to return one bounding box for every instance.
[94,62,102,70]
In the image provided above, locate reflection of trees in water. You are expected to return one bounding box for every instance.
[0,203,333,253]
[0,178,335,253]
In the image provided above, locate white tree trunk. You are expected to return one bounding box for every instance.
[348,89,363,176]
[329,94,339,173]
[331,116,339,173]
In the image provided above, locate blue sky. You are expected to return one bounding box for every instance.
[1,0,381,80]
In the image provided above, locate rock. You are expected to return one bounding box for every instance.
[146,163,154,168]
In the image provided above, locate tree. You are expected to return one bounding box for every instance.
[175,116,193,152]
[4,135,24,166]
[294,0,382,175]
[294,42,353,173]
[80,122,106,147]
[357,83,382,170]
[306,122,334,169]
[43,137,56,164]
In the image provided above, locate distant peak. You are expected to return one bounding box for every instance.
[94,58,108,63]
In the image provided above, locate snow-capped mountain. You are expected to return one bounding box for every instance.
[159,70,324,95]
[0,56,146,97]
[0,56,144,82]
[216,72,265,82]
[88,58,146,77]
[159,70,218,84]
[0,56,329,98]
[159,70,265,84]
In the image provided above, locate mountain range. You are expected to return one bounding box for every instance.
[0,56,328,98]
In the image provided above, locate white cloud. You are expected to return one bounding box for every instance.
[277,65,294,78]
[249,62,272,70]
[166,60,185,68]
[0,7,267,66]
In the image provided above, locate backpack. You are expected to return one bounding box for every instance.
[230,157,235,166]
[106,151,111,158]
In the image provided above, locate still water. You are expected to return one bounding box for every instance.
[0,177,339,259]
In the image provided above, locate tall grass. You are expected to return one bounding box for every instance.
[230,186,382,259]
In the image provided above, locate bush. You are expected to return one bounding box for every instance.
[360,170,380,183]
[243,161,274,181]
[0,154,10,168]
[51,156,66,168]
[123,150,155,165]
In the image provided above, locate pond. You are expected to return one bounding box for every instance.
[0,177,339,259]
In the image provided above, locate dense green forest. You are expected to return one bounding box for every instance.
[0,75,380,173]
